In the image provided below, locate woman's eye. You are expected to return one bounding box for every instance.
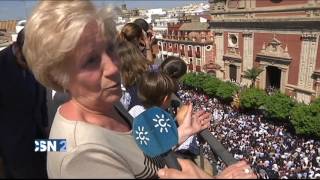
[106,44,119,61]
[83,56,100,68]
[106,44,115,54]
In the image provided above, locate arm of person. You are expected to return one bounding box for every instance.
[177,103,211,144]
[60,144,135,178]
[158,159,257,179]
[142,30,154,64]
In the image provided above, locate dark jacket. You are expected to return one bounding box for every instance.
[0,45,48,178]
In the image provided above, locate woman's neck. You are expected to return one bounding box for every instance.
[61,99,130,132]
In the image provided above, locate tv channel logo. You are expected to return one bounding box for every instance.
[34,139,67,152]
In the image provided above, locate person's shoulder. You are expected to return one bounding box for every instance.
[0,45,11,54]
[51,111,119,151]
[0,45,13,64]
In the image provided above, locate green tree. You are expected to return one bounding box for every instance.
[182,73,197,87]
[243,67,263,87]
[194,72,211,90]
[239,88,267,110]
[203,77,221,97]
[263,92,296,121]
[290,100,320,138]
[216,81,239,103]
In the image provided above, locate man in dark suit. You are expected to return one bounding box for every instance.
[46,89,70,129]
[0,29,48,178]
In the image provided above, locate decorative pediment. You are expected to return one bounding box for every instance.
[203,61,221,71]
[259,37,291,59]
[256,36,292,65]
[223,47,242,62]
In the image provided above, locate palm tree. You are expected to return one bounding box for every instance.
[243,67,263,87]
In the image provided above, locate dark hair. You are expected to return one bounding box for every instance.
[119,23,143,43]
[117,41,149,87]
[160,56,187,79]
[15,28,26,63]
[133,18,149,32]
[16,28,25,50]
[137,71,178,108]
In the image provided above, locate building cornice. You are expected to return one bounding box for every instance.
[286,84,315,94]
[210,6,320,15]
[161,38,213,45]
[209,18,320,30]
[256,54,292,66]
[223,54,242,63]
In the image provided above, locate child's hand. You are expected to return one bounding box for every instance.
[177,103,211,144]
[176,104,189,125]
[189,109,211,135]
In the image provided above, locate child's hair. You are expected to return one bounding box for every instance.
[160,56,187,80]
[133,18,149,32]
[137,71,178,108]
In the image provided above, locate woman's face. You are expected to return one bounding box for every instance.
[67,20,121,111]
[132,36,145,52]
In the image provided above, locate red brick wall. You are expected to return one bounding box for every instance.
[167,23,182,36]
[223,31,243,63]
[256,0,308,7]
[205,45,215,64]
[316,38,320,70]
[224,32,228,55]
[253,33,301,86]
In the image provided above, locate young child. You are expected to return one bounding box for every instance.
[160,56,187,81]
[129,71,211,145]
[128,71,178,120]
[160,56,187,117]
[159,56,201,161]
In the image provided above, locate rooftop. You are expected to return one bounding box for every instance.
[179,22,209,31]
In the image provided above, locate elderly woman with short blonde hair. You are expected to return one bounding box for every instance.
[24,1,162,178]
[23,0,256,179]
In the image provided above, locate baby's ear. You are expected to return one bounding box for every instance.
[162,95,169,104]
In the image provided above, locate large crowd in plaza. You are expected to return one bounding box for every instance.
[2,0,319,178]
[178,87,320,179]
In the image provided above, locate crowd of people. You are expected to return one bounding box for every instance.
[0,1,257,179]
[178,88,320,179]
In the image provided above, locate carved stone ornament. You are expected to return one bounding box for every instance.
[259,36,291,60]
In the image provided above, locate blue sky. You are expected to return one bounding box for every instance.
[0,0,207,20]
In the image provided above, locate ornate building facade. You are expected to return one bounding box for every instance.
[208,0,320,103]
[157,15,217,74]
